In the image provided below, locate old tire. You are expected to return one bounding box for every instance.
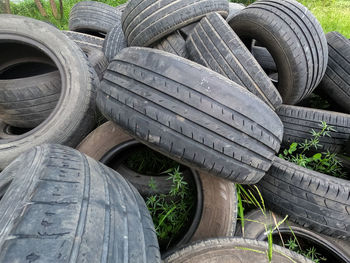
[237,209,350,263]
[69,1,122,36]
[97,47,283,184]
[153,31,188,58]
[277,105,350,153]
[121,0,229,46]
[258,157,350,240]
[0,67,60,128]
[103,22,128,62]
[0,15,96,170]
[163,238,312,262]
[226,3,245,22]
[252,45,277,72]
[0,144,160,262]
[319,32,350,113]
[186,12,282,110]
[228,0,328,105]
[63,30,104,51]
[77,122,237,250]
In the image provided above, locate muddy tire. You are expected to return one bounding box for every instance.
[97,47,283,184]
[163,238,312,262]
[121,0,229,46]
[0,144,160,262]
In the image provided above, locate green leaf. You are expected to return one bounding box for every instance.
[312,153,322,161]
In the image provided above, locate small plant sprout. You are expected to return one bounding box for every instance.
[279,121,347,178]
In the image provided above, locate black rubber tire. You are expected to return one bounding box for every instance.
[252,45,277,72]
[186,12,282,110]
[319,32,350,113]
[103,22,128,62]
[63,30,104,51]
[163,238,312,263]
[115,3,127,13]
[0,144,161,262]
[237,209,350,263]
[69,1,122,36]
[277,105,350,154]
[153,31,188,58]
[0,15,97,170]
[121,0,229,47]
[97,47,283,184]
[258,156,350,240]
[228,0,328,105]
[81,46,108,80]
[226,2,245,22]
[0,69,61,128]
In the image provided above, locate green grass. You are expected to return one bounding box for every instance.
[4,0,350,37]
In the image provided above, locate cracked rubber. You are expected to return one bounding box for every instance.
[0,15,97,170]
[103,22,128,62]
[121,0,229,47]
[163,238,312,262]
[319,32,350,113]
[153,31,188,58]
[0,144,160,262]
[237,209,350,263]
[186,12,282,110]
[97,47,283,184]
[258,156,350,240]
[69,1,122,36]
[277,105,350,153]
[228,0,328,105]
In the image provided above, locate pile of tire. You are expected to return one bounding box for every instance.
[0,0,349,262]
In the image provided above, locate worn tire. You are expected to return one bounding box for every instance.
[237,209,350,263]
[69,1,122,36]
[121,0,229,47]
[186,12,282,110]
[258,156,350,240]
[63,30,104,51]
[226,3,245,22]
[0,15,97,170]
[319,32,350,113]
[0,69,61,128]
[228,0,328,105]
[82,46,108,80]
[153,31,188,58]
[0,144,160,262]
[97,47,283,184]
[277,105,350,153]
[103,22,128,62]
[163,238,312,263]
[77,121,238,248]
[252,45,277,72]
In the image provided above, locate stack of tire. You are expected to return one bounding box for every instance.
[0,0,349,261]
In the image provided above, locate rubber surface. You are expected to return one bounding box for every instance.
[103,22,128,62]
[97,47,283,184]
[277,105,350,153]
[0,144,160,262]
[63,30,104,51]
[226,2,245,22]
[187,12,282,110]
[69,1,122,35]
[319,32,350,113]
[258,156,350,240]
[121,0,229,46]
[153,31,188,58]
[163,238,313,262]
[228,0,328,105]
[0,15,97,170]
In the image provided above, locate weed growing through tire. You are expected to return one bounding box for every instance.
[279,121,347,178]
[146,167,194,250]
[285,238,327,263]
